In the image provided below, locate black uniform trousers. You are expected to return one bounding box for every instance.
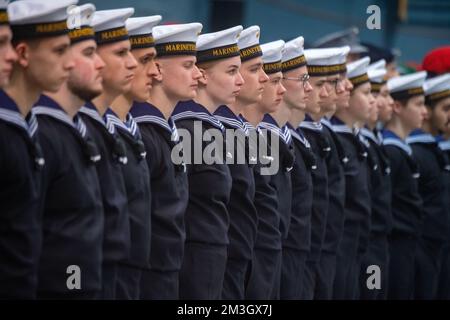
[333,221,360,300]
[437,243,450,299]
[179,242,228,300]
[246,248,282,300]
[414,237,444,299]
[387,232,418,300]
[222,258,252,300]
[280,249,308,299]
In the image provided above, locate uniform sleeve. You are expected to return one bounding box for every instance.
[37,120,61,200]
[383,145,402,189]
[139,125,163,178]
[0,129,41,298]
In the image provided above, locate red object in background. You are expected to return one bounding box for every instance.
[422,46,450,75]
[162,21,179,25]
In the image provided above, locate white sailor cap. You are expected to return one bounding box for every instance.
[8,0,78,39]
[238,25,262,62]
[67,3,96,44]
[387,71,427,101]
[347,56,371,88]
[153,22,202,57]
[367,59,387,92]
[304,47,347,76]
[329,46,350,65]
[368,69,387,92]
[282,36,307,72]
[0,0,9,25]
[368,59,386,72]
[424,73,450,104]
[261,40,285,74]
[92,8,134,45]
[126,15,161,49]
[313,27,367,54]
[196,25,242,63]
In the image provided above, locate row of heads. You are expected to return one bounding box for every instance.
[1,0,449,104]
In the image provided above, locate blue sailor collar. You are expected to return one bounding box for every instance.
[287,122,310,148]
[435,135,445,143]
[79,101,107,127]
[330,116,353,135]
[358,132,371,148]
[104,108,140,139]
[172,100,225,132]
[320,117,333,130]
[375,128,384,144]
[214,105,249,135]
[0,89,37,138]
[239,114,265,138]
[360,126,379,145]
[239,114,256,132]
[406,128,436,145]
[130,101,179,142]
[299,113,323,132]
[259,113,292,145]
[382,129,413,156]
[438,139,450,151]
[33,95,88,138]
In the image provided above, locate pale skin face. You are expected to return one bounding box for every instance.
[0,25,17,87]
[97,39,138,95]
[335,74,353,110]
[128,47,159,102]
[258,71,286,114]
[348,82,376,123]
[14,35,74,93]
[394,95,428,131]
[155,55,202,101]
[237,56,269,104]
[376,84,394,123]
[321,73,345,113]
[67,39,105,102]
[305,75,329,116]
[368,92,380,124]
[386,61,399,79]
[427,96,450,134]
[198,56,244,106]
[282,65,313,111]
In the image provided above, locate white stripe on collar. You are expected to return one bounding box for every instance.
[134,114,171,131]
[172,110,225,131]
[360,127,379,144]
[321,118,333,129]
[214,115,248,135]
[299,121,323,132]
[406,133,436,145]
[383,137,413,156]
[259,122,292,145]
[0,108,29,133]
[34,106,87,138]
[135,115,179,142]
[290,128,311,148]
[34,106,75,128]
[358,133,371,148]
[438,140,450,151]
[332,124,353,134]
[79,106,105,126]
[105,113,130,135]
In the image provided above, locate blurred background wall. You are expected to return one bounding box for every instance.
[84,0,450,65]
